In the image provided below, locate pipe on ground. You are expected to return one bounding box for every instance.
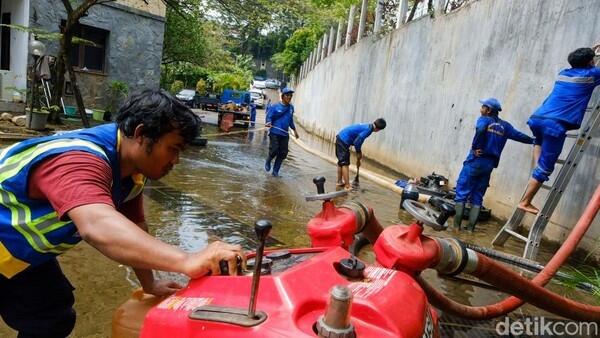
[418,184,600,320]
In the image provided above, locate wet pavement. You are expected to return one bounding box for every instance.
[0,115,597,337]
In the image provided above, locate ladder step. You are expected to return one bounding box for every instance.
[541,184,552,190]
[504,229,527,242]
[556,159,567,165]
[566,133,578,138]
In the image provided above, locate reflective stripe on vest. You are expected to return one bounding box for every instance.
[0,139,108,277]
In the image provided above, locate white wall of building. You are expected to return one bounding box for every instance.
[1,0,29,91]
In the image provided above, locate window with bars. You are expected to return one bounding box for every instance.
[62,21,109,73]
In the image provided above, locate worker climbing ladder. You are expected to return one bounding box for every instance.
[492,93,600,260]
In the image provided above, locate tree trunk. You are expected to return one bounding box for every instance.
[49,32,67,124]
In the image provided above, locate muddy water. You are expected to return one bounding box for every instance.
[0,120,597,337]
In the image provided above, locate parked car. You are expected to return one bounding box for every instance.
[265,79,280,89]
[252,77,267,89]
[176,89,196,107]
[196,93,220,111]
[249,89,265,108]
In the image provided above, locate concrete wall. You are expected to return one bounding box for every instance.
[294,0,600,252]
[29,0,165,108]
[1,0,29,91]
[116,0,166,17]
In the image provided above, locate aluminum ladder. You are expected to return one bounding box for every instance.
[491,93,600,260]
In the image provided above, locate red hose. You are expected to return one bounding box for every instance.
[418,183,600,319]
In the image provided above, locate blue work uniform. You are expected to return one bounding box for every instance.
[265,102,296,175]
[249,102,257,127]
[528,66,600,182]
[455,115,534,206]
[337,123,374,153]
[0,123,145,336]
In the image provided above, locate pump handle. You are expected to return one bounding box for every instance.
[305,176,348,201]
[313,176,326,194]
[254,219,272,242]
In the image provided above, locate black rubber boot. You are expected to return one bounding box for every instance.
[454,202,464,230]
[467,205,481,232]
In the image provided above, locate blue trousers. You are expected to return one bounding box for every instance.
[0,259,76,338]
[454,158,495,206]
[528,117,567,182]
[250,110,256,127]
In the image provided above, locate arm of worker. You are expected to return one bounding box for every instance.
[470,117,489,154]
[117,194,182,295]
[289,115,299,138]
[69,205,243,279]
[506,124,535,144]
[353,128,372,155]
[28,151,244,279]
[265,104,273,126]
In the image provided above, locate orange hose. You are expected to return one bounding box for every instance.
[418,183,600,319]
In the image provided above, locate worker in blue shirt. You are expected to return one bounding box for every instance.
[519,46,600,214]
[264,88,299,177]
[454,98,534,231]
[335,118,386,190]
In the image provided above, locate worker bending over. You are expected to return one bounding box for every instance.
[454,98,534,231]
[0,89,243,337]
[335,118,386,190]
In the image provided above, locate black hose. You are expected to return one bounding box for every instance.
[465,242,595,292]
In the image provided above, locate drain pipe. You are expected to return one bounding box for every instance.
[417,183,600,320]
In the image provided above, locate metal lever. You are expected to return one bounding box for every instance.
[248,219,272,319]
[313,176,326,194]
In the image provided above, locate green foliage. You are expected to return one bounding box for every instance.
[272,27,319,76]
[558,266,600,303]
[106,80,129,112]
[170,80,185,94]
[196,79,207,93]
[211,71,252,93]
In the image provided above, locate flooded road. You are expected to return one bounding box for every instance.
[0,117,597,337]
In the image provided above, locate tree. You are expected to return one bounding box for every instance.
[272,27,320,76]
[50,0,112,126]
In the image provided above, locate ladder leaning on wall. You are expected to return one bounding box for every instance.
[491,68,600,260]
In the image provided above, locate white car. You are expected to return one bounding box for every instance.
[249,89,265,108]
[252,79,267,89]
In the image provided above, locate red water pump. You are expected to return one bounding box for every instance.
[114,177,440,338]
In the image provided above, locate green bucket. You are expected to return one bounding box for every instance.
[64,106,77,117]
[92,109,105,121]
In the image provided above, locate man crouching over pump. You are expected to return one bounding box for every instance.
[0,89,244,337]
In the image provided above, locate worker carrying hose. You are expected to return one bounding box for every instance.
[519,45,600,214]
[335,118,386,190]
[454,98,534,231]
[264,87,299,177]
[0,90,244,337]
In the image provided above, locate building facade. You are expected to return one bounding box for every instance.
[0,0,166,111]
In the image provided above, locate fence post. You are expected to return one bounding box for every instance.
[322,33,329,58]
[396,0,408,28]
[336,19,343,49]
[357,0,368,42]
[374,0,383,34]
[316,38,323,63]
[435,0,446,16]
[345,5,356,49]
[328,26,335,54]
